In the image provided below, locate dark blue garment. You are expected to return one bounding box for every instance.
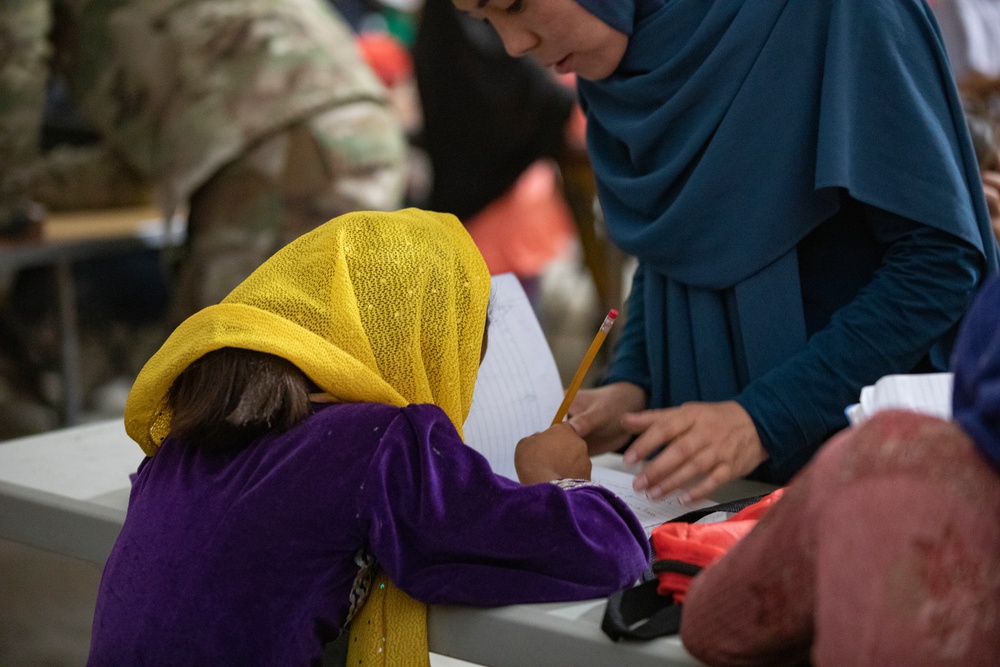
[577,0,1000,481]
[952,274,1000,472]
[573,0,666,36]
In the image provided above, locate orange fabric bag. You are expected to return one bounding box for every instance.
[602,489,784,641]
[651,489,783,603]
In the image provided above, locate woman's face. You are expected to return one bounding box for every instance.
[452,0,629,81]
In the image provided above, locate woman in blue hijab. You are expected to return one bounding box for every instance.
[454,0,1000,500]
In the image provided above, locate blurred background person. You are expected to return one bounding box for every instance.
[964,96,1000,242]
[0,0,407,436]
[932,0,1000,111]
[933,0,1000,243]
[411,0,583,303]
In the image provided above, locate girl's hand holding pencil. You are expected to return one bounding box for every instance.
[514,423,592,485]
[511,309,618,486]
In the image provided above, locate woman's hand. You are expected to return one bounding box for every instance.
[622,401,768,501]
[566,382,647,456]
[515,423,592,485]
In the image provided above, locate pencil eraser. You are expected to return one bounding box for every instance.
[609,309,618,320]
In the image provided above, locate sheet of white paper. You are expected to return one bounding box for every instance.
[464,274,565,480]
[463,275,713,530]
[590,466,715,535]
[849,372,953,426]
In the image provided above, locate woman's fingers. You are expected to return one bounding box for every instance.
[622,401,767,501]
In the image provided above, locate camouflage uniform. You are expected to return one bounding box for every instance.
[0,0,406,434]
[0,0,50,232]
[3,0,407,312]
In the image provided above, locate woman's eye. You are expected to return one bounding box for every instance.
[504,0,525,14]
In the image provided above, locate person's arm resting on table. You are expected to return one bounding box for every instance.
[360,404,652,606]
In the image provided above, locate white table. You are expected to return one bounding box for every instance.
[0,420,773,667]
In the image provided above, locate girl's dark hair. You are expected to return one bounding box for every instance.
[166,347,314,452]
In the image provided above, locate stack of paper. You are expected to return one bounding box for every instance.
[845,372,953,426]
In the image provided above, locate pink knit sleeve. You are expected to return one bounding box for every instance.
[679,436,822,666]
[681,412,1000,667]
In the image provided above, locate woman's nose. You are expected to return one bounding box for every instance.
[490,18,540,57]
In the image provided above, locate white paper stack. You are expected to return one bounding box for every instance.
[845,372,953,426]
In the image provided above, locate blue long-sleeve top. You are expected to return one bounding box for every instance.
[606,195,985,481]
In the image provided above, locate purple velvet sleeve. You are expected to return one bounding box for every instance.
[358,404,652,606]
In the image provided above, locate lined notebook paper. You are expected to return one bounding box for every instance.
[463,274,706,528]
[463,274,564,481]
[590,466,713,534]
[845,372,953,426]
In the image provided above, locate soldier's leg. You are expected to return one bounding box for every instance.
[170,99,406,320]
[0,2,53,436]
[0,0,50,234]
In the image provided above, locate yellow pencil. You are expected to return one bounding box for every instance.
[552,309,618,425]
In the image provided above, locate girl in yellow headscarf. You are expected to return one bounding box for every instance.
[87,209,650,667]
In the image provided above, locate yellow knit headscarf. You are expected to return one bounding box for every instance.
[124,208,491,667]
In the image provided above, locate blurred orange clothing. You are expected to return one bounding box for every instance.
[355,32,413,87]
[464,160,576,279]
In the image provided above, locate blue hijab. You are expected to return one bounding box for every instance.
[576,0,998,407]
[952,275,1000,472]
[573,1,663,36]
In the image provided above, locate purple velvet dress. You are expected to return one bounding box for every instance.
[88,402,651,666]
